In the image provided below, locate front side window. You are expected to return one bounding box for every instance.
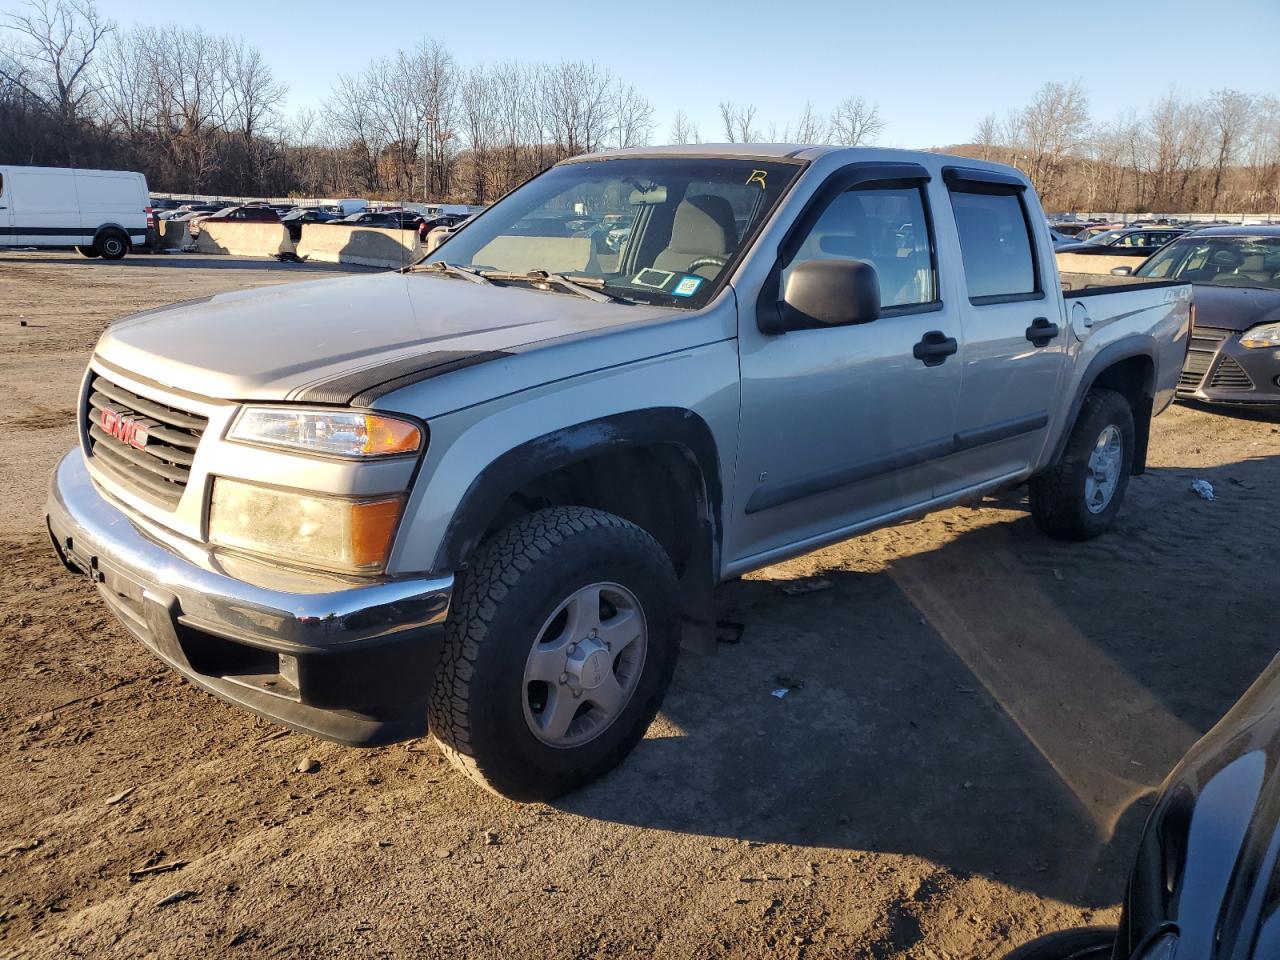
[783,184,937,309]
[424,157,803,308]
[949,189,1037,301]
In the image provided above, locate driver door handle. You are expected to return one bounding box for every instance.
[1025,317,1060,347]
[913,331,958,367]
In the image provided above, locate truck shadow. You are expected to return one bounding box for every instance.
[559,453,1280,907]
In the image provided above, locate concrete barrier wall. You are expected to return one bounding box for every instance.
[154,218,191,250]
[1056,252,1141,276]
[196,221,294,257]
[297,224,420,269]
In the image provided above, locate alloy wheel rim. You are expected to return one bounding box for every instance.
[1084,424,1123,514]
[521,581,648,749]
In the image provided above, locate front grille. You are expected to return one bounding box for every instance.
[1209,356,1254,390]
[84,373,208,507]
[1178,327,1231,391]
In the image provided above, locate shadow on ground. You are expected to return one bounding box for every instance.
[559,454,1280,908]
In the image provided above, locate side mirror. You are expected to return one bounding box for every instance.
[1110,265,1133,276]
[780,259,881,330]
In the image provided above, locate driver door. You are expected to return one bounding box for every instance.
[727,166,965,570]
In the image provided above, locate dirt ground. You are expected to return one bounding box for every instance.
[1,251,1278,960]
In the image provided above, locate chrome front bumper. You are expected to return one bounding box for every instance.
[46,450,454,745]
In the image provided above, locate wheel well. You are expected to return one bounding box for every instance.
[1089,355,1154,474]
[94,225,130,247]
[482,444,707,578]
[477,444,718,647]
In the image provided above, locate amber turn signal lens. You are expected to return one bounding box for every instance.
[362,416,422,456]
[350,496,406,569]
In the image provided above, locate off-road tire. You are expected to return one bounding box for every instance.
[75,245,100,258]
[429,506,680,801]
[96,230,128,260]
[1029,388,1134,541]
[1002,926,1117,960]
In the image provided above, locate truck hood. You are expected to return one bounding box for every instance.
[1191,283,1280,334]
[95,271,684,402]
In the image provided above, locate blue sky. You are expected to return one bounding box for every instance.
[91,0,1280,148]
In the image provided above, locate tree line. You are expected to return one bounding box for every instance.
[3,1,1277,212]
[970,81,1280,214]
[0,0,890,203]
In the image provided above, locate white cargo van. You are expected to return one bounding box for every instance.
[0,165,150,260]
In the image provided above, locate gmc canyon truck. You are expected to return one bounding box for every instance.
[47,145,1191,800]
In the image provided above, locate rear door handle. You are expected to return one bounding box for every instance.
[1025,317,1060,347]
[913,331,958,367]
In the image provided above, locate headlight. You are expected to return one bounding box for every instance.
[209,477,403,574]
[1240,322,1280,349]
[229,407,423,458]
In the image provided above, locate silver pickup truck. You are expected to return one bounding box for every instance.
[47,145,1191,800]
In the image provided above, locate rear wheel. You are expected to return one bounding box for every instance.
[75,245,100,258]
[95,230,128,260]
[1029,388,1135,541]
[429,506,680,800]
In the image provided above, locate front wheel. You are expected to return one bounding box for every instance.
[75,245,100,258]
[1029,388,1135,541]
[429,506,680,800]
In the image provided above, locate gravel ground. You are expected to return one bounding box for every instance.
[1,251,1278,959]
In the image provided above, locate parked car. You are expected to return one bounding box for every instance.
[1056,227,1190,258]
[280,207,339,241]
[1048,227,1078,250]
[188,204,280,237]
[416,213,468,242]
[47,145,1191,801]
[1118,226,1280,405]
[1049,222,1093,237]
[0,164,149,259]
[1005,652,1280,960]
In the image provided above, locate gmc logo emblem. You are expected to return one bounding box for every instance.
[99,407,149,450]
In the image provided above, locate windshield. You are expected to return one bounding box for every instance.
[422,156,804,308]
[1135,235,1280,290]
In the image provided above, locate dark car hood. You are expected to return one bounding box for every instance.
[1191,284,1280,333]
[1116,655,1280,959]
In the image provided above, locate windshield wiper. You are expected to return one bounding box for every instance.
[403,260,490,284]
[478,270,629,304]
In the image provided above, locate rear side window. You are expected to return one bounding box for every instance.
[949,190,1038,302]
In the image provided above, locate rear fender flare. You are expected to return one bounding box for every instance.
[1050,335,1157,473]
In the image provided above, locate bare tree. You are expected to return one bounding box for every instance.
[221,37,287,192]
[829,96,884,146]
[669,109,698,144]
[718,101,758,143]
[974,113,999,161]
[610,79,653,148]
[791,101,827,144]
[1017,81,1089,201]
[0,0,113,160]
[1205,89,1254,209]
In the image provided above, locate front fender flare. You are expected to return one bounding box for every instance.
[432,407,724,574]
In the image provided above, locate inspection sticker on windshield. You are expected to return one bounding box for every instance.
[672,276,703,298]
